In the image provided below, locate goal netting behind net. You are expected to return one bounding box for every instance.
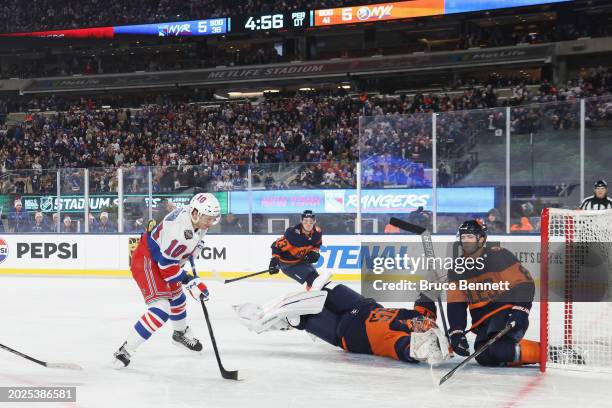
[540,208,612,372]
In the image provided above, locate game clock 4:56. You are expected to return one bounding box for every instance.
[231,11,310,32]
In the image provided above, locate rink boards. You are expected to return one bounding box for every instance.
[0,234,540,280]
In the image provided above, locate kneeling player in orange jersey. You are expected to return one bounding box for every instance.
[447,220,541,367]
[235,283,450,365]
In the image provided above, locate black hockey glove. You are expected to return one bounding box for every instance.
[507,306,530,335]
[269,257,280,275]
[449,330,470,357]
[303,251,320,264]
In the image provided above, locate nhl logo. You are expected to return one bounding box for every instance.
[40,196,54,212]
[184,230,193,240]
[0,238,9,264]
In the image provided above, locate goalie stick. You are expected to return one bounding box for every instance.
[438,322,515,386]
[388,217,450,340]
[0,343,82,371]
[189,258,244,381]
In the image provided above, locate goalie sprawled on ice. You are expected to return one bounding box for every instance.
[234,283,450,365]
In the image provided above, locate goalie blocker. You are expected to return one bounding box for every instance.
[235,284,450,365]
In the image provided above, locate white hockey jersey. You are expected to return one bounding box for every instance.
[147,207,207,283]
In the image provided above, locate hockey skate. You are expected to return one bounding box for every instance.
[113,341,135,368]
[172,326,203,352]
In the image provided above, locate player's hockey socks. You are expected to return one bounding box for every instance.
[134,306,169,340]
[169,292,187,322]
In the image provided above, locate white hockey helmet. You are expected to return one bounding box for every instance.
[189,193,221,225]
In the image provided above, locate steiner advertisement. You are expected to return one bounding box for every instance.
[228,187,494,214]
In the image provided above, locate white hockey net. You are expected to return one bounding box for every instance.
[540,208,612,372]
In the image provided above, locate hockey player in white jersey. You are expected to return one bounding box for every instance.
[113,193,221,368]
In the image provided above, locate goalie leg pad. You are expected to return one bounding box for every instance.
[234,290,328,334]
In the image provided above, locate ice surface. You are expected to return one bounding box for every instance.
[1,276,610,408]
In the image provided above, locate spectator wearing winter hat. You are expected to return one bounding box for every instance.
[485,208,505,233]
[93,211,117,233]
[30,211,51,233]
[62,215,79,233]
[7,199,31,233]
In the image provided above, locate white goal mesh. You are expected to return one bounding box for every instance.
[540,208,612,372]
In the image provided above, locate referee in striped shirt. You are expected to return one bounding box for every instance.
[580,180,612,210]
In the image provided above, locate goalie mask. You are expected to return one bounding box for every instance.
[189,193,221,227]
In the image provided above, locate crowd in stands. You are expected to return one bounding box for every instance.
[2,0,608,38]
[0,44,285,79]
[1,67,611,233]
[0,0,363,33]
[1,67,611,193]
[2,1,610,80]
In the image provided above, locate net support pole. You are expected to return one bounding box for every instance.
[148,168,153,221]
[56,169,61,233]
[506,106,511,234]
[247,166,253,234]
[580,98,585,201]
[540,208,550,372]
[356,162,362,234]
[432,113,437,234]
[118,168,124,233]
[84,169,89,233]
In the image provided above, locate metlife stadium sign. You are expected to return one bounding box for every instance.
[229,187,494,214]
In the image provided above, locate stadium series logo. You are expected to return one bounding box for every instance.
[0,238,8,264]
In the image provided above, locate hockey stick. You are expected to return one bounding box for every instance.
[189,258,244,381]
[0,343,82,370]
[388,217,450,340]
[224,269,269,284]
[438,322,515,385]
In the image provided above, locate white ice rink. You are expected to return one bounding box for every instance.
[1,276,611,408]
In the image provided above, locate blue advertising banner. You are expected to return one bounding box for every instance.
[445,0,570,14]
[229,187,495,214]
